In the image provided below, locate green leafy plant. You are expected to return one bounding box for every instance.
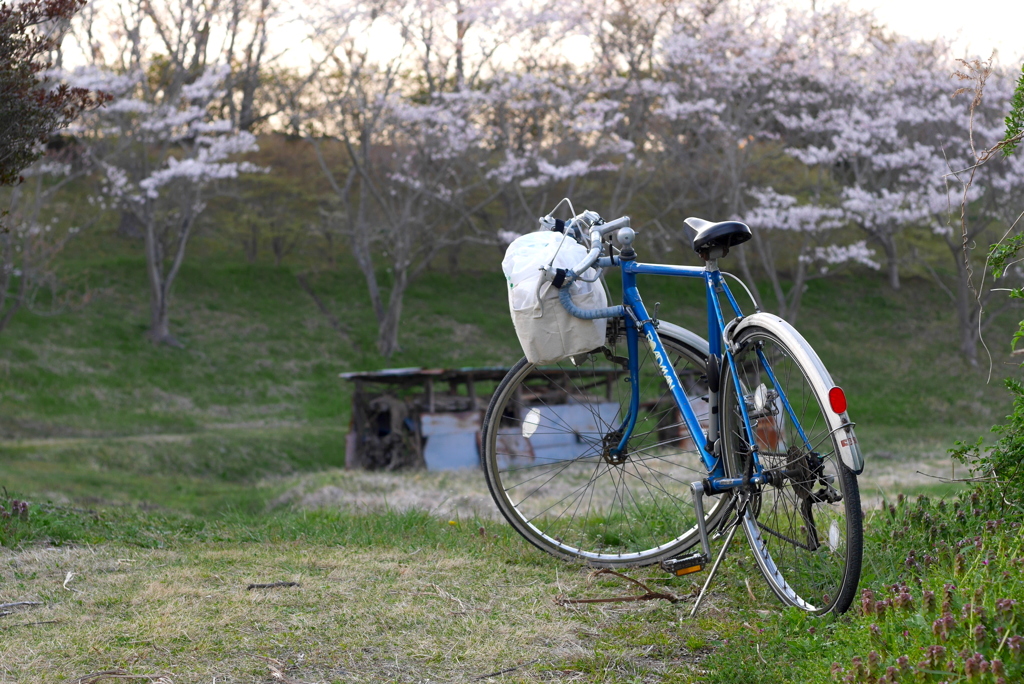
[828,493,1024,684]
[1004,62,1024,156]
[988,239,1024,350]
[951,380,1024,514]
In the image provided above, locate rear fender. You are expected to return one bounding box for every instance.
[731,313,864,474]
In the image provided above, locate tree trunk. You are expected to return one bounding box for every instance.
[733,244,763,311]
[377,273,407,359]
[351,175,385,324]
[243,223,258,263]
[149,303,175,346]
[877,232,900,291]
[949,240,979,365]
[727,181,763,311]
[0,244,25,335]
[323,232,336,269]
[117,211,143,239]
[144,213,192,347]
[784,241,811,326]
[751,228,789,320]
[147,260,178,346]
[271,235,285,266]
[447,242,461,272]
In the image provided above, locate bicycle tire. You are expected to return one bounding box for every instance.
[720,324,862,614]
[482,322,730,567]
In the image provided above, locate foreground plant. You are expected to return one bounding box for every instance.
[826,492,1024,684]
[0,0,105,187]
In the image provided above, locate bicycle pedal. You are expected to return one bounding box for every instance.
[661,553,708,576]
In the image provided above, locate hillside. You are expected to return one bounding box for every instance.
[1,233,1018,443]
[3,234,1023,683]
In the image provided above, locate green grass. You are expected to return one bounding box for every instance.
[2,231,1023,682]
[0,252,521,440]
[1,231,1019,444]
[3,447,1019,682]
[702,495,1024,684]
[7,244,1003,535]
[0,482,730,682]
[0,426,347,482]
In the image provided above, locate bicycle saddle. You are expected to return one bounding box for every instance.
[684,217,752,258]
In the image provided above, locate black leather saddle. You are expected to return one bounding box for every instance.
[683,217,752,257]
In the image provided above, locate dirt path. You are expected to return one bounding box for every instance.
[275,452,964,522]
[1,422,323,450]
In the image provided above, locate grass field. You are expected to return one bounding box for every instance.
[0,503,753,683]
[1,235,1022,682]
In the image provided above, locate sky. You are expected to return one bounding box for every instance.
[839,0,1024,63]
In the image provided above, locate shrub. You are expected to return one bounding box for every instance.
[951,381,1024,517]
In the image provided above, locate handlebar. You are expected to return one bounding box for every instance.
[565,215,630,281]
[599,215,632,234]
[537,208,633,286]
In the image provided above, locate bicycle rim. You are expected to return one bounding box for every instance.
[722,327,862,614]
[482,326,728,566]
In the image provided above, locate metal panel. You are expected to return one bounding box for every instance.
[423,433,482,470]
[422,410,483,471]
[421,411,483,436]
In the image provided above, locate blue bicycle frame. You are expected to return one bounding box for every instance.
[595,253,813,494]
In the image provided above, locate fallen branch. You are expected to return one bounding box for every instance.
[66,669,173,683]
[0,601,42,611]
[915,470,997,483]
[1,619,59,630]
[553,568,681,606]
[247,581,300,590]
[471,659,540,680]
[36,502,98,516]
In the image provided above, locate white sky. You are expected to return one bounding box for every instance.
[838,0,1024,63]
[66,1,1024,73]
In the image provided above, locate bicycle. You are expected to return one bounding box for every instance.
[482,205,865,615]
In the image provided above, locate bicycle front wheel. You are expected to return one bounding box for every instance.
[721,324,862,614]
[482,323,728,567]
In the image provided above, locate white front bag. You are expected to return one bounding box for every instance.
[501,231,608,365]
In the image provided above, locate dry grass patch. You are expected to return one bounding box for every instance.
[272,469,501,522]
[1,541,717,683]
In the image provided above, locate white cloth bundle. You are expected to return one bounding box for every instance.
[501,231,608,364]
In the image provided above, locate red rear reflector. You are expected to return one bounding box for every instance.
[828,387,847,414]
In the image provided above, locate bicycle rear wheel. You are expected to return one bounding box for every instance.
[482,323,728,567]
[721,325,862,614]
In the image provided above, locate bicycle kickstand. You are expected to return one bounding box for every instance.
[660,481,741,618]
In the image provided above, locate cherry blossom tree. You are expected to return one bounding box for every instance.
[776,32,967,292]
[777,38,1021,361]
[61,0,270,345]
[642,2,883,320]
[69,63,261,345]
[740,187,877,323]
[305,70,494,357]
[652,0,788,298]
[0,156,93,334]
[41,0,1015,362]
[300,0,574,357]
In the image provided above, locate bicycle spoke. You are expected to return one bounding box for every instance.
[721,328,862,614]
[483,328,725,565]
